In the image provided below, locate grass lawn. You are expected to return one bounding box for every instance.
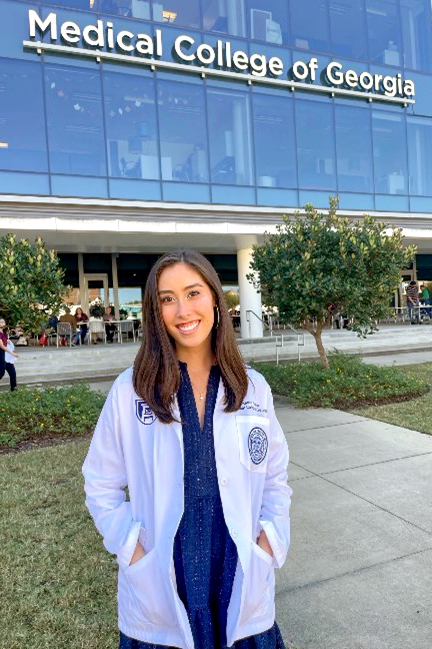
[350,362,432,435]
[0,439,119,649]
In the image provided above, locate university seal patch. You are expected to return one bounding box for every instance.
[248,427,268,465]
[135,400,156,425]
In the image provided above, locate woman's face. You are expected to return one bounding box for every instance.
[76,308,82,316]
[158,263,215,355]
[0,318,6,329]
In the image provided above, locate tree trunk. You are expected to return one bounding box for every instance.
[305,320,329,369]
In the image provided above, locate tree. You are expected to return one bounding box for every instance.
[248,198,416,369]
[0,234,69,333]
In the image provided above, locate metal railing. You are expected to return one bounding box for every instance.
[275,324,305,364]
[245,309,273,338]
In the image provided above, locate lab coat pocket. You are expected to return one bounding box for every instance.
[241,541,273,623]
[124,548,177,627]
[236,415,270,474]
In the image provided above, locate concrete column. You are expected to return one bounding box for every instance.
[78,253,88,314]
[237,246,263,339]
[112,254,120,320]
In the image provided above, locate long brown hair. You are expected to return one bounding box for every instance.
[133,249,248,423]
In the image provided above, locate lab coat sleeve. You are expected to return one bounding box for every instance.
[258,385,292,569]
[82,381,142,569]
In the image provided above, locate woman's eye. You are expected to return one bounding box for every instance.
[188,290,200,298]
[161,296,174,303]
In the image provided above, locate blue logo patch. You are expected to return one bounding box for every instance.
[248,427,268,465]
[135,400,156,425]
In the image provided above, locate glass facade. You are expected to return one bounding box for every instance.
[1,0,432,211]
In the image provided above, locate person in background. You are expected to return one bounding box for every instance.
[73,307,89,345]
[406,280,420,324]
[0,318,18,389]
[4,327,17,391]
[103,305,117,343]
[419,284,431,319]
[59,306,77,345]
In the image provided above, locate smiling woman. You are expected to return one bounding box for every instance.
[82,248,292,649]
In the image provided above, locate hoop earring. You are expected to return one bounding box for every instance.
[214,305,220,329]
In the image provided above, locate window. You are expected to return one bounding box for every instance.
[247,0,289,45]
[329,0,367,60]
[407,116,432,195]
[0,59,48,173]
[400,0,432,73]
[295,98,336,190]
[372,111,407,194]
[104,72,159,179]
[207,87,253,185]
[290,0,330,52]
[40,0,97,10]
[45,66,107,176]
[252,91,296,188]
[335,104,373,193]
[152,0,201,29]
[202,0,246,37]
[366,0,402,66]
[157,80,209,182]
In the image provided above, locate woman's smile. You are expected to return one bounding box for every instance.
[176,320,201,334]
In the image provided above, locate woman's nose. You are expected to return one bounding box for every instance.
[176,299,190,318]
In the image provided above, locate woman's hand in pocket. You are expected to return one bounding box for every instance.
[129,541,146,566]
[256,530,273,559]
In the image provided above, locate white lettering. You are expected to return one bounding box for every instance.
[383,75,397,96]
[29,9,57,40]
[136,33,154,55]
[106,22,114,49]
[345,69,358,88]
[60,21,80,44]
[174,35,195,61]
[309,57,318,81]
[197,43,215,65]
[404,80,415,96]
[232,50,249,70]
[268,56,283,76]
[117,30,134,52]
[359,71,374,90]
[83,20,104,47]
[293,60,309,80]
[250,53,266,77]
[326,61,344,85]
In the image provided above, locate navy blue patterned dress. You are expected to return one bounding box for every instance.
[119,363,285,649]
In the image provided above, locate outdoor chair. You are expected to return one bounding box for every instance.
[56,322,73,347]
[119,319,136,343]
[88,319,107,344]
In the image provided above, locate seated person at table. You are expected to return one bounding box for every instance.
[73,307,89,345]
[103,306,116,343]
[59,307,76,345]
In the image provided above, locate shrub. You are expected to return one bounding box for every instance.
[0,384,106,449]
[253,352,427,409]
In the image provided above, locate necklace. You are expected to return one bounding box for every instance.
[189,379,207,401]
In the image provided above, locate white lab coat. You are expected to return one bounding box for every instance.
[82,366,292,648]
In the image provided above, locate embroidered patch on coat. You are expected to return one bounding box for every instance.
[135,400,156,425]
[248,427,268,465]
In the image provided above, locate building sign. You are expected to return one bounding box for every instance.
[24,10,415,105]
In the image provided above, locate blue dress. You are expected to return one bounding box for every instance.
[119,363,285,649]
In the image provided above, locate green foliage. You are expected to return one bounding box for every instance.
[0,384,106,449]
[0,234,70,333]
[253,353,426,409]
[224,289,239,310]
[249,198,416,366]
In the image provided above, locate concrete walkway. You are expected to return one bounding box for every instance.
[275,404,432,649]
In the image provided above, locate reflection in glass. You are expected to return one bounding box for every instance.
[45,66,106,176]
[290,0,330,52]
[329,0,367,60]
[208,89,253,185]
[366,0,402,66]
[152,0,201,29]
[252,92,296,188]
[372,111,407,194]
[400,0,432,73]
[295,99,336,190]
[335,104,373,192]
[202,0,246,38]
[157,81,209,182]
[247,0,289,45]
[98,0,150,18]
[407,116,432,195]
[0,60,48,172]
[41,0,98,9]
[104,72,158,179]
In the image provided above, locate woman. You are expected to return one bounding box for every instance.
[82,249,292,649]
[0,318,19,388]
[103,305,117,343]
[73,307,89,345]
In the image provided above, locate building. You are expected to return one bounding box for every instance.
[1,0,432,335]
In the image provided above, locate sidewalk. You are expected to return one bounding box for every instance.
[275,403,432,649]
